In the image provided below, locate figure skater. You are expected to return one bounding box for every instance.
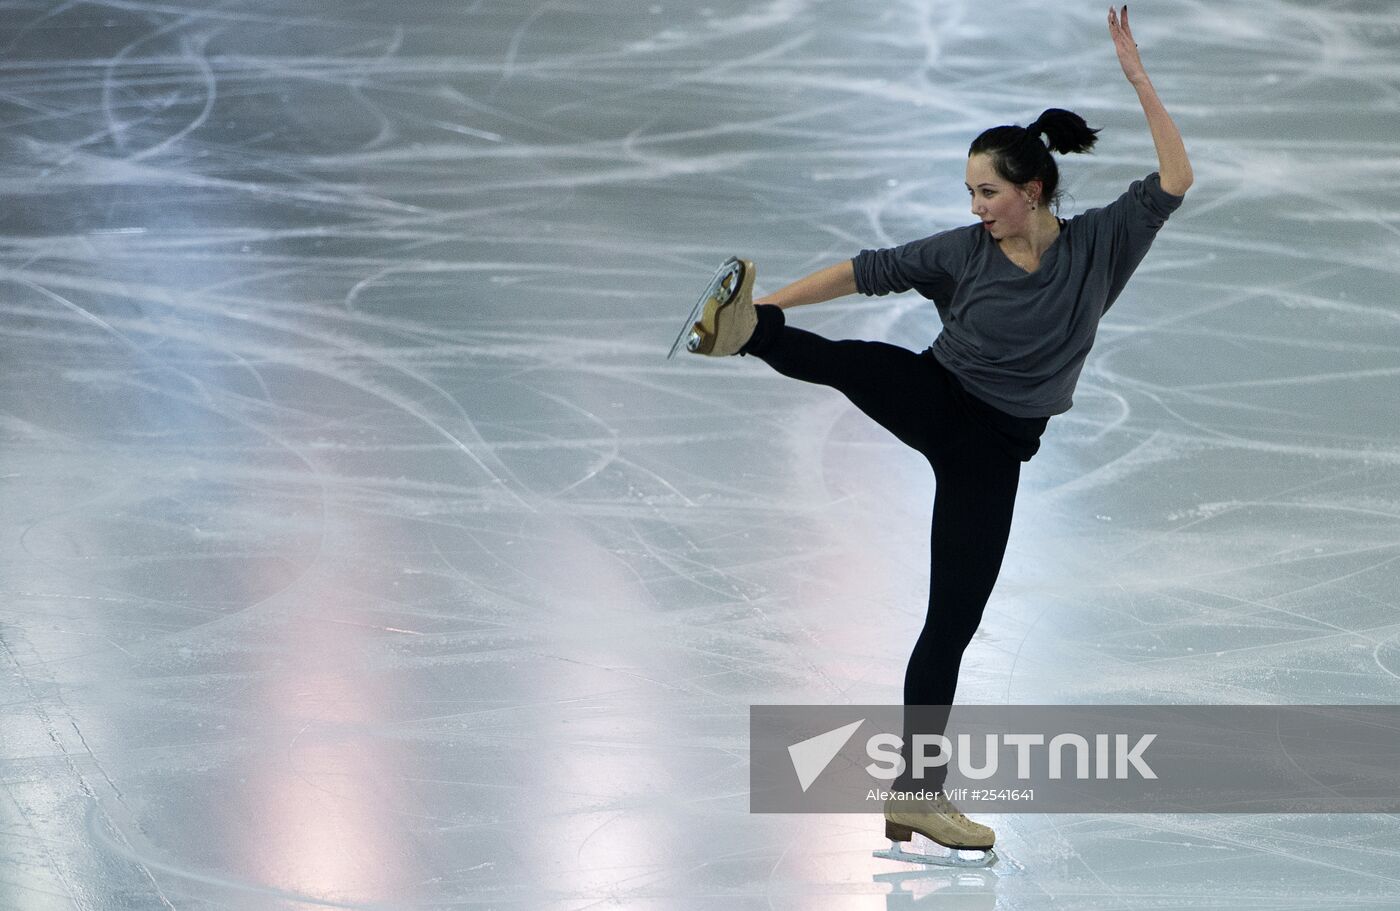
[683,5,1192,858]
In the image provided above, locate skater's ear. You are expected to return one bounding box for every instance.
[1020,178,1045,207]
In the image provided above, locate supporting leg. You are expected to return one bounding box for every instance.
[901,441,1022,795]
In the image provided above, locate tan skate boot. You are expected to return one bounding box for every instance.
[884,792,995,851]
[685,257,756,356]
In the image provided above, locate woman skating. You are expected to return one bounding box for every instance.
[684,5,1192,859]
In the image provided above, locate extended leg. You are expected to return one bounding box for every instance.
[744,306,951,455]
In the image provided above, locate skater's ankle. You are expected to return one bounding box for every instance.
[739,304,784,356]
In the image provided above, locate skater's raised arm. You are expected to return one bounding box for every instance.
[753,261,858,310]
[1109,5,1193,196]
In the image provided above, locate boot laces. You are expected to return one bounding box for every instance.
[935,793,970,823]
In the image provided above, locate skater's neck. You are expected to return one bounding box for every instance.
[997,209,1062,259]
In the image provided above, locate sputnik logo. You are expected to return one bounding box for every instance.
[787,719,865,792]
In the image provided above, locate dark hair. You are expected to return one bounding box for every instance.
[968,108,1100,212]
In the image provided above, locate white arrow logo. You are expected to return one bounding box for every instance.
[788,719,865,792]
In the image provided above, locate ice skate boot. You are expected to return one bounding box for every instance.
[874,793,999,868]
[666,256,756,358]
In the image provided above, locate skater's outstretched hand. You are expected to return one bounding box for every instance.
[1108,5,1148,85]
[1111,3,1193,195]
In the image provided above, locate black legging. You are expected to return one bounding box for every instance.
[742,305,1046,791]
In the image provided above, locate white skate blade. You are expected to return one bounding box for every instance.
[874,832,1000,869]
[666,257,744,359]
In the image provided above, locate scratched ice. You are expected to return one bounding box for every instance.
[2,0,1399,908]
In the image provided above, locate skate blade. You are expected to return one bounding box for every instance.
[666,257,745,359]
[874,839,1001,870]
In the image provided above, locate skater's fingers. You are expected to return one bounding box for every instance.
[1108,6,1138,49]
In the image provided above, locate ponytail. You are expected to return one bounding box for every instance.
[969,108,1100,211]
[1029,108,1099,156]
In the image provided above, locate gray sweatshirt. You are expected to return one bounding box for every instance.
[851,171,1185,417]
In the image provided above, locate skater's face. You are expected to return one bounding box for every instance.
[966,153,1041,239]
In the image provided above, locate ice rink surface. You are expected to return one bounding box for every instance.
[2,0,1399,907]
